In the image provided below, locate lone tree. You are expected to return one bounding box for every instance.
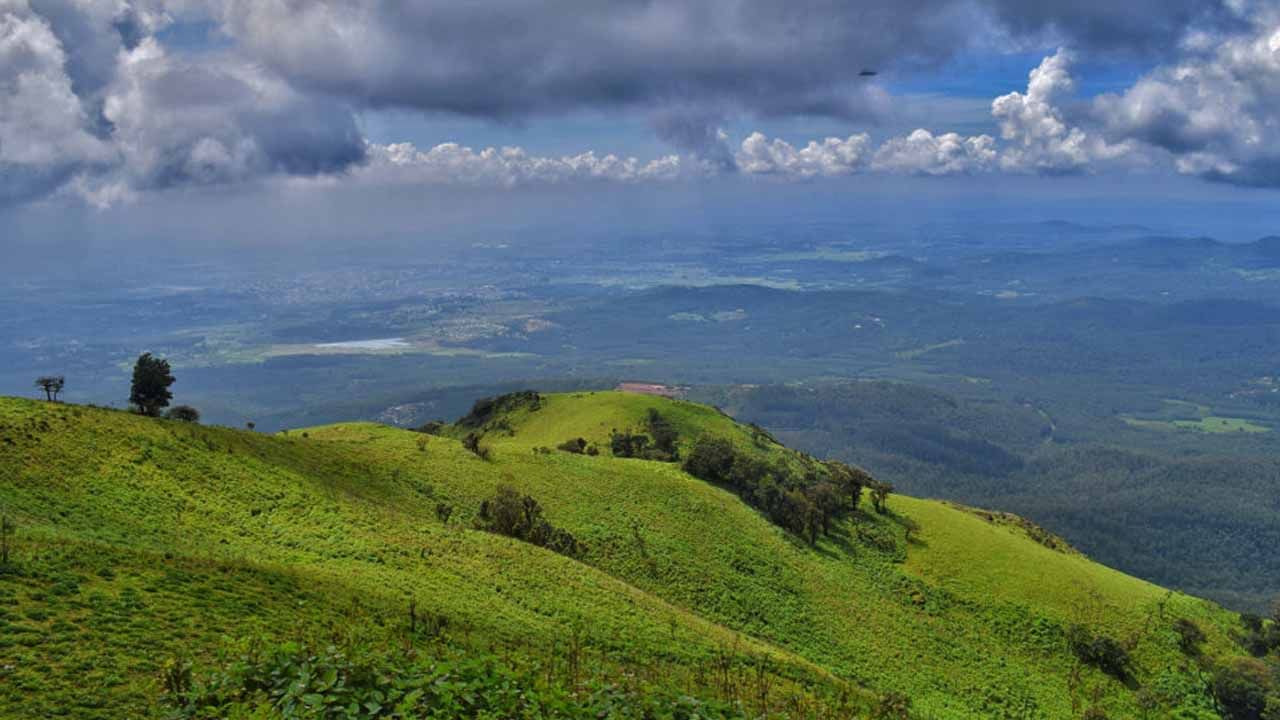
[34,376,65,402]
[129,353,175,417]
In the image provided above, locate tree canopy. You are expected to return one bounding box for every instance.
[130,353,175,417]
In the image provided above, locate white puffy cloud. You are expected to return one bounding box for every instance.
[990,49,1121,173]
[357,142,684,188]
[735,132,871,177]
[1094,16,1280,186]
[872,130,997,175]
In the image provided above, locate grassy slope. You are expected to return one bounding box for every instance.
[0,392,1243,718]
[0,398,831,719]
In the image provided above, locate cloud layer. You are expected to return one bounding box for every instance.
[2,0,1279,208]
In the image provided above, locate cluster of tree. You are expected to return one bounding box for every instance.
[682,437,887,545]
[1211,656,1279,720]
[457,391,542,430]
[703,381,1280,614]
[610,410,681,461]
[556,438,600,456]
[1174,609,1280,720]
[475,485,580,557]
[1238,605,1280,658]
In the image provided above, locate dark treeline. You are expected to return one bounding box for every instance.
[682,436,888,545]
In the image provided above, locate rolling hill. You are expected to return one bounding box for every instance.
[0,391,1264,718]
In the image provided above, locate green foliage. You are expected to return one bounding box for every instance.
[609,429,651,459]
[682,435,868,543]
[413,421,445,435]
[165,637,753,720]
[461,432,491,461]
[34,375,65,402]
[457,391,542,430]
[0,392,1260,719]
[1211,657,1275,720]
[129,352,175,417]
[556,437,588,454]
[1067,624,1134,682]
[872,691,912,720]
[476,485,581,557]
[1175,618,1208,657]
[646,409,680,460]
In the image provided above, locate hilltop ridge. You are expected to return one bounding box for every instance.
[0,391,1260,718]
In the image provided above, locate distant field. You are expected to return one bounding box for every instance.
[1122,415,1270,433]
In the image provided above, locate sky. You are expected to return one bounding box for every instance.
[5,0,1280,252]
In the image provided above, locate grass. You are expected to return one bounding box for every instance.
[0,392,1250,718]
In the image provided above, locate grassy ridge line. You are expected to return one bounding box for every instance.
[407,391,1236,717]
[0,392,1242,718]
[0,397,851,717]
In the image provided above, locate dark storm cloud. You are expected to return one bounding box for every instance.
[104,40,367,190]
[651,111,738,173]
[216,0,1237,122]
[985,0,1245,56]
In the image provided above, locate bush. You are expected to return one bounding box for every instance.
[165,405,200,423]
[462,432,491,461]
[476,485,580,557]
[683,437,737,485]
[435,503,453,524]
[557,437,588,454]
[414,420,445,435]
[646,409,680,459]
[1066,624,1133,682]
[610,429,651,459]
[683,436,891,546]
[457,391,542,429]
[1211,657,1274,720]
[1173,618,1206,657]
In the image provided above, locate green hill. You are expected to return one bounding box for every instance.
[0,392,1264,718]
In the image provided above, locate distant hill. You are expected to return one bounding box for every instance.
[0,393,1266,718]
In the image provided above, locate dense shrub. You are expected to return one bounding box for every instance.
[1174,618,1206,657]
[557,438,588,454]
[413,420,445,435]
[165,405,201,423]
[457,391,542,429]
[1211,657,1274,720]
[608,411,680,461]
[462,432,491,461]
[646,409,680,460]
[682,437,883,545]
[1066,624,1133,682]
[476,485,580,557]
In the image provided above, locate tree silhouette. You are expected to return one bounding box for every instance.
[129,353,175,417]
[34,376,65,402]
